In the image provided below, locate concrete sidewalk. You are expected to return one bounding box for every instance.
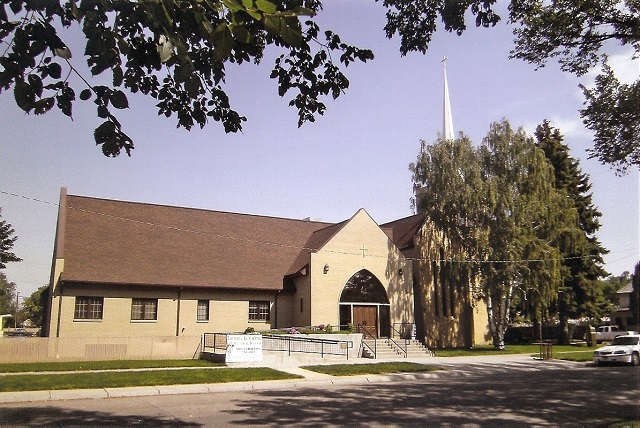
[0,353,542,404]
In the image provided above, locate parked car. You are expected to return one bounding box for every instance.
[4,328,32,337]
[594,325,633,343]
[593,334,640,366]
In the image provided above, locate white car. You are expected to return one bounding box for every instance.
[593,334,640,366]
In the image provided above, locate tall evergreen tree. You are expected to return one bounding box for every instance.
[632,262,640,329]
[535,121,609,343]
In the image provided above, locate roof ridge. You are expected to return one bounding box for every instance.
[67,194,335,225]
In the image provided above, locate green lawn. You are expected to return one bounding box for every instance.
[0,367,300,392]
[0,345,596,393]
[554,350,594,362]
[302,362,442,376]
[0,359,223,373]
[433,344,595,360]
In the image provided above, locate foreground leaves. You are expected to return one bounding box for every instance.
[0,0,373,156]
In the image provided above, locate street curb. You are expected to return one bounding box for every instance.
[0,372,446,403]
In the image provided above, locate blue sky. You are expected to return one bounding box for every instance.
[1,1,638,299]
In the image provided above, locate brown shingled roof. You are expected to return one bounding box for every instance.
[286,220,349,275]
[381,213,426,250]
[60,195,332,291]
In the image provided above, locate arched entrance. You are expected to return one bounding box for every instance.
[339,269,390,338]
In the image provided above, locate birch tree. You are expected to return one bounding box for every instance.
[479,120,581,348]
[411,120,581,348]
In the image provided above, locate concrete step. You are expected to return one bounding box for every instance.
[362,339,435,359]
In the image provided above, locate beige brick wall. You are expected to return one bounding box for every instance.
[415,219,491,348]
[49,284,275,338]
[292,274,311,328]
[46,209,420,340]
[308,210,414,329]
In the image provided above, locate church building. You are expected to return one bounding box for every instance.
[43,188,489,348]
[43,60,490,349]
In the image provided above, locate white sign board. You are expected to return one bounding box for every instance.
[225,334,263,363]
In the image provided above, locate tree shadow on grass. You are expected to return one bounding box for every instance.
[0,406,198,426]
[228,366,639,426]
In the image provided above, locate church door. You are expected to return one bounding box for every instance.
[353,305,378,338]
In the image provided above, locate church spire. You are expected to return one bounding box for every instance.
[442,56,455,140]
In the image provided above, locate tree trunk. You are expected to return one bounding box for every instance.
[558,313,570,345]
[533,318,541,342]
[558,292,570,345]
[486,285,513,350]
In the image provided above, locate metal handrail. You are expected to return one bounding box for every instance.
[424,332,439,349]
[361,337,377,359]
[387,336,408,357]
[354,323,376,340]
[263,334,353,360]
[391,322,415,339]
[203,332,354,360]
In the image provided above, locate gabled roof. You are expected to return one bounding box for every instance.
[381,213,426,250]
[59,195,332,291]
[617,281,634,294]
[286,220,348,275]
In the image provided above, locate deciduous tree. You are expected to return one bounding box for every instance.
[0,271,16,316]
[384,0,639,172]
[19,285,47,328]
[0,0,373,156]
[411,120,583,348]
[2,1,637,167]
[0,210,21,269]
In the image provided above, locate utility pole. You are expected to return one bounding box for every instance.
[14,290,19,329]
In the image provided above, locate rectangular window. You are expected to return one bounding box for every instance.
[74,296,103,320]
[131,298,158,321]
[249,301,270,322]
[197,300,209,322]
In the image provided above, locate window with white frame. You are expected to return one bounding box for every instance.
[249,301,270,322]
[197,300,209,322]
[74,296,103,320]
[131,298,158,321]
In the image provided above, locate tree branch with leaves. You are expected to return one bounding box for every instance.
[0,0,373,156]
[0,209,21,270]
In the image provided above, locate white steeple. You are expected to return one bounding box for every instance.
[442,56,455,140]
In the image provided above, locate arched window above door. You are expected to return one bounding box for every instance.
[340,269,390,304]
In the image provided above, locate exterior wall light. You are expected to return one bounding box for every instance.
[398,268,403,276]
[323,264,329,274]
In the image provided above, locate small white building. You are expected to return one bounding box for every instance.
[0,314,12,336]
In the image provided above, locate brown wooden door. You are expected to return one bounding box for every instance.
[353,305,378,338]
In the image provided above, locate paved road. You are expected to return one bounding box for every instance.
[0,358,638,426]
